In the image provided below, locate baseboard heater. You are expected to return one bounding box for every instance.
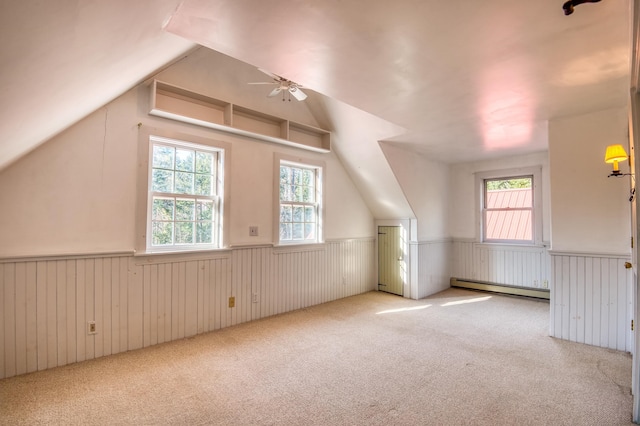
[450,278,550,300]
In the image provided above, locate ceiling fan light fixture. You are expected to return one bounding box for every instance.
[249,68,308,101]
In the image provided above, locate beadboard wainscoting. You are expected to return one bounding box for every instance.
[0,239,375,379]
[451,240,551,289]
[549,252,633,352]
[415,240,453,299]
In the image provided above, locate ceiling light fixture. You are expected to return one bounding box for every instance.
[248,69,308,102]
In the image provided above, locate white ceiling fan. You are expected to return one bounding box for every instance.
[249,68,308,101]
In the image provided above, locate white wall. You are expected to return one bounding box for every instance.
[449,151,551,242]
[377,143,451,298]
[0,47,379,379]
[320,100,413,221]
[0,241,376,379]
[550,252,632,352]
[447,152,552,290]
[0,48,374,258]
[549,107,630,254]
[0,92,139,257]
[452,241,551,289]
[379,142,449,242]
[548,107,632,351]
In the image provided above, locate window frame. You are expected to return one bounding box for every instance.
[475,167,542,246]
[136,129,230,255]
[274,154,325,246]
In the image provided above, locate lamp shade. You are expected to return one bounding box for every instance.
[604,144,628,164]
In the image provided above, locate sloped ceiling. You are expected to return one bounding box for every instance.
[0,1,195,171]
[0,0,631,220]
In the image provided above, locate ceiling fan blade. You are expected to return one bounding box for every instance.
[268,87,283,97]
[289,87,307,101]
[258,68,282,80]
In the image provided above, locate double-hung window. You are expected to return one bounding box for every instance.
[147,136,224,251]
[278,159,323,244]
[482,176,533,243]
[478,167,542,245]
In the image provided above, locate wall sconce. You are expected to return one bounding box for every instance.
[604,144,635,201]
[605,144,629,177]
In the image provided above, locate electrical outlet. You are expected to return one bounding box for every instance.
[249,226,258,236]
[542,280,549,289]
[252,293,258,303]
[228,296,235,308]
[87,321,97,335]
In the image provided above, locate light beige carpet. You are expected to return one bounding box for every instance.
[0,288,633,425]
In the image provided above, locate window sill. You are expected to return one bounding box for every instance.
[476,241,549,250]
[133,247,232,264]
[273,242,326,254]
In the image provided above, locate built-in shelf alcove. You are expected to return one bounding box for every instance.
[149,80,331,153]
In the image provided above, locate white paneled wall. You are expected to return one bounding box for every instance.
[451,240,551,289]
[416,240,452,299]
[550,253,632,352]
[451,241,632,352]
[0,239,375,379]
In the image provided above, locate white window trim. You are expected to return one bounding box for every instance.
[475,166,542,246]
[273,153,325,246]
[135,128,231,255]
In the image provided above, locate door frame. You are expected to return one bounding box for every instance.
[631,90,640,423]
[631,1,640,421]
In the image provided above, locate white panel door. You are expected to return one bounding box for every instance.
[378,226,403,296]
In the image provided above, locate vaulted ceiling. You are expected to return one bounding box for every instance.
[0,0,630,172]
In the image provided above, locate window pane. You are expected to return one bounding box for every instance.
[280,166,291,185]
[292,223,304,240]
[485,177,532,208]
[293,185,304,202]
[292,206,304,222]
[149,139,222,251]
[280,184,292,202]
[485,210,532,241]
[195,151,213,174]
[152,170,174,193]
[280,205,292,222]
[152,145,174,169]
[175,222,194,244]
[292,168,303,185]
[152,198,174,221]
[175,172,194,194]
[280,223,292,241]
[304,206,315,223]
[176,199,195,221]
[302,185,314,203]
[175,149,194,172]
[195,174,212,196]
[197,200,213,221]
[279,163,321,244]
[303,169,314,187]
[305,223,315,240]
[196,222,213,244]
[152,222,173,246]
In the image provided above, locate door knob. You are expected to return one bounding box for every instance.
[625,262,632,269]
